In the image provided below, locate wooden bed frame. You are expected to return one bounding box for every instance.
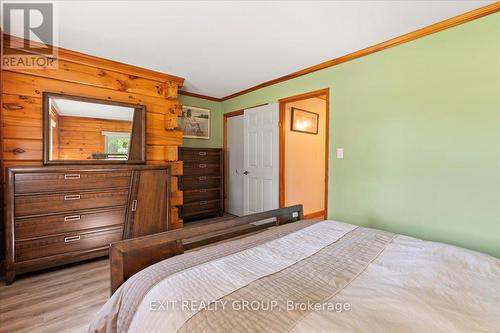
[109,205,304,293]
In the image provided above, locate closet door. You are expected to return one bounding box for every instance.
[124,168,171,239]
[243,103,279,215]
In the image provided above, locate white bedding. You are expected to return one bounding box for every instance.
[294,234,500,332]
[127,221,500,332]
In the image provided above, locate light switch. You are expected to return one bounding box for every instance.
[336,148,344,159]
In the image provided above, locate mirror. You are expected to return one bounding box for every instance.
[43,93,146,164]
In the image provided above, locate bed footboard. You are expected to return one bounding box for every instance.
[109,205,304,293]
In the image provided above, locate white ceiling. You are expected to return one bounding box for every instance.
[25,1,498,98]
[52,98,134,121]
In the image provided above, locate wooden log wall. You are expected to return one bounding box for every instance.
[0,35,186,262]
[56,116,132,160]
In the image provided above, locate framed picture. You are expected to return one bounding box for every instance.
[179,106,210,139]
[291,107,319,134]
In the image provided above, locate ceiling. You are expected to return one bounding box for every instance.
[18,1,497,98]
[52,98,134,121]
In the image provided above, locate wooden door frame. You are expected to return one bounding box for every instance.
[223,110,244,212]
[278,88,330,218]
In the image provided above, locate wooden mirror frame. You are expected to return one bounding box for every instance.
[43,92,147,165]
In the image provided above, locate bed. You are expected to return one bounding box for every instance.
[89,205,500,332]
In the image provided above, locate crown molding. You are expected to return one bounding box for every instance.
[178,90,223,102]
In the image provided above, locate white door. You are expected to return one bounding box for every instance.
[227,115,245,216]
[243,103,279,215]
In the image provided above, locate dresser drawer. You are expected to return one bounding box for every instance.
[15,226,123,262]
[182,199,220,216]
[180,176,221,191]
[15,189,129,217]
[180,149,221,163]
[183,188,220,203]
[183,163,220,176]
[14,171,132,194]
[15,208,126,240]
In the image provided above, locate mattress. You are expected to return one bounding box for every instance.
[89,220,500,332]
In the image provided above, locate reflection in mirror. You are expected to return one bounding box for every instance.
[46,95,139,162]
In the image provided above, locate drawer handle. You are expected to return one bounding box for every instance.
[199,164,207,168]
[64,215,81,222]
[131,199,138,212]
[64,194,81,201]
[198,152,207,156]
[12,148,26,155]
[64,174,81,180]
[199,176,207,181]
[199,201,208,205]
[64,235,81,243]
[199,189,207,193]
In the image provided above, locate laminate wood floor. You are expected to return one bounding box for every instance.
[0,258,109,333]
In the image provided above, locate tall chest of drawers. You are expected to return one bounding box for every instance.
[4,164,171,284]
[179,148,223,221]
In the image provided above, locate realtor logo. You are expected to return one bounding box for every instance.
[2,1,58,69]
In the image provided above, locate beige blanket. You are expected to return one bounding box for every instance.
[89,220,500,332]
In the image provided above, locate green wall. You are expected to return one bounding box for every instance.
[225,14,500,257]
[178,94,223,148]
[181,14,500,257]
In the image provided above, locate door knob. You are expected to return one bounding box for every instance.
[243,171,249,175]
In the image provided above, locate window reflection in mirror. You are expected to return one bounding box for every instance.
[47,96,136,161]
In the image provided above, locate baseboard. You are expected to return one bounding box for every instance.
[304,210,325,220]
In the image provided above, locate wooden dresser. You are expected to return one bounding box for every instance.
[4,164,171,284]
[179,148,223,221]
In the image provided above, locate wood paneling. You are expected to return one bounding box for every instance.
[1,36,186,262]
[146,145,178,161]
[147,128,183,146]
[147,112,178,131]
[3,71,175,105]
[3,139,43,160]
[57,115,132,160]
[15,58,169,98]
[167,160,182,176]
[170,206,181,228]
[171,189,183,206]
[2,95,41,119]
